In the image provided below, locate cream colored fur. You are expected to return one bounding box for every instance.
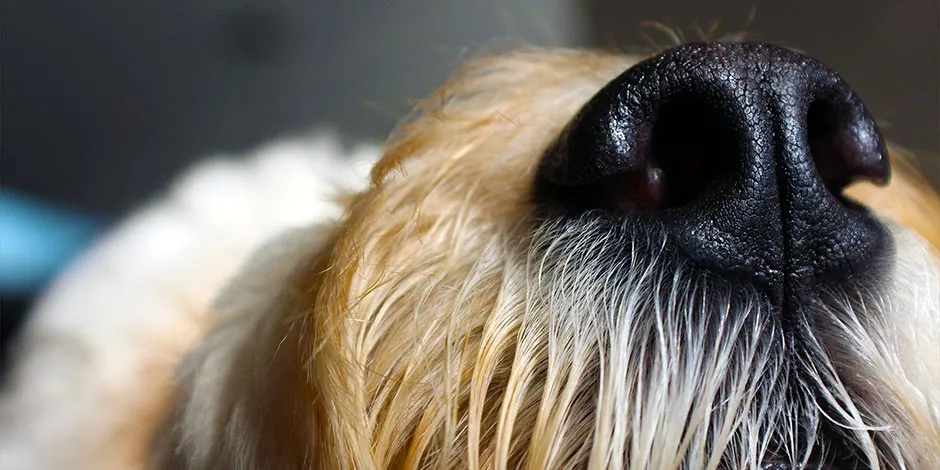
[0,132,377,470]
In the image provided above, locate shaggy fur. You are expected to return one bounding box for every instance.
[1,48,938,470]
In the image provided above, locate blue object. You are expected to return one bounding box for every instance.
[0,190,104,295]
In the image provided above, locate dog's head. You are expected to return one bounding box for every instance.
[164,42,940,469]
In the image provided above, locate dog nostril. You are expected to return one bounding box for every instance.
[534,42,891,301]
[534,83,745,216]
[649,97,740,209]
[807,90,890,198]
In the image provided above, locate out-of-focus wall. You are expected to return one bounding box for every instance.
[2,1,586,216]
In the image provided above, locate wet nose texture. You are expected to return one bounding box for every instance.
[534,42,891,306]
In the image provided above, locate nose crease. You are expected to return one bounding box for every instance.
[534,42,892,307]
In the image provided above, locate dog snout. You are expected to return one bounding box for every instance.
[535,42,892,304]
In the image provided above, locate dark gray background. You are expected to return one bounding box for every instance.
[4,0,938,220]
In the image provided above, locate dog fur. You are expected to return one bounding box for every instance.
[1,47,938,469]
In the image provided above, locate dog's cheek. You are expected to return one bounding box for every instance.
[831,224,940,465]
[149,225,338,470]
[845,150,940,251]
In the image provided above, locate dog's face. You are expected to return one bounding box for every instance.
[161,43,939,469]
[289,43,940,468]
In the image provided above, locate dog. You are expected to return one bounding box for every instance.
[1,42,938,469]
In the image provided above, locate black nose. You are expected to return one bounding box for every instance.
[534,42,891,303]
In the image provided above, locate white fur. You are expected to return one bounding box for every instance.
[0,131,377,470]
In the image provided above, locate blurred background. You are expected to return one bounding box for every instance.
[2,0,938,359]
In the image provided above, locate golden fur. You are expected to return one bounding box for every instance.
[2,48,939,469]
